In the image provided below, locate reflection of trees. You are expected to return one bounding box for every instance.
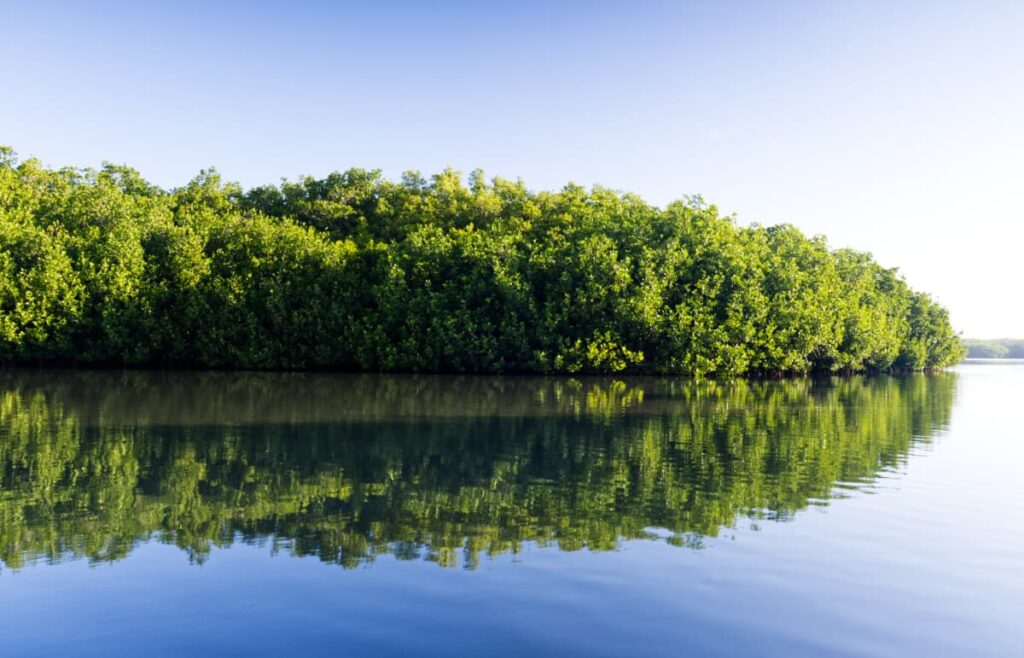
[0,371,956,570]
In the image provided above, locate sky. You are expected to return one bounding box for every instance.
[2,0,1021,337]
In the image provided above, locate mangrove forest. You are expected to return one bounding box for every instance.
[961,338,1024,359]
[0,148,964,374]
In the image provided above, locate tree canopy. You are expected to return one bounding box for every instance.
[0,148,964,374]
[961,338,1024,359]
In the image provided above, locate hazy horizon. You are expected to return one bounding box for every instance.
[4,0,1021,337]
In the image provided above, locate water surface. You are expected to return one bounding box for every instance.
[0,366,1021,656]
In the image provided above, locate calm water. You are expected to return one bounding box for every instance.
[0,364,1021,657]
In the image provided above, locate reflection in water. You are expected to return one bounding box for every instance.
[0,371,955,570]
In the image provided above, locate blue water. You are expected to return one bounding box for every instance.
[0,364,1021,657]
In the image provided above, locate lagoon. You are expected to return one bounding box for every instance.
[0,364,1021,657]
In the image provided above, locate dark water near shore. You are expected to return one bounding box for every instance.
[0,364,1021,656]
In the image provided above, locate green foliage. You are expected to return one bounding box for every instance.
[0,148,964,373]
[962,338,1024,359]
[0,370,956,570]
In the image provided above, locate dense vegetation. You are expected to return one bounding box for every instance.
[962,338,1024,359]
[0,148,964,374]
[0,370,955,570]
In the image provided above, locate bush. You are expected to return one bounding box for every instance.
[0,148,965,373]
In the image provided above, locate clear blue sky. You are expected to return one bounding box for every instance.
[3,1,1021,337]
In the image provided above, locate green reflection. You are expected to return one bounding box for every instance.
[0,371,955,570]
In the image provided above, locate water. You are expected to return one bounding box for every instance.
[0,364,1021,657]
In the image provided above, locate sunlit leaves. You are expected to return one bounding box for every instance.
[0,148,965,372]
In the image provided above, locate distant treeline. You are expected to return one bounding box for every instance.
[0,147,964,374]
[962,339,1024,359]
